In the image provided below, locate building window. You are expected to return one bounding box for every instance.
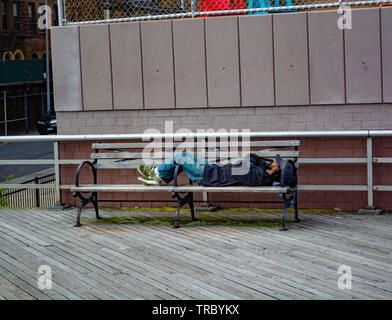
[13,49,24,60]
[13,2,20,32]
[12,1,17,16]
[53,5,58,26]
[28,3,35,33]
[3,52,12,60]
[1,1,8,31]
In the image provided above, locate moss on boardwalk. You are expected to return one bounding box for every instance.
[90,206,312,229]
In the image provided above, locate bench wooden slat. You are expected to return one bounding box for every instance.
[91,150,299,160]
[71,184,290,193]
[91,140,300,150]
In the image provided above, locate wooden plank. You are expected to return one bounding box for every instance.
[91,150,299,160]
[0,240,84,300]
[0,212,166,299]
[130,226,322,299]
[71,184,289,193]
[5,209,198,299]
[0,273,35,300]
[148,226,353,299]
[1,208,391,300]
[0,212,143,299]
[91,140,300,149]
[0,264,52,300]
[90,225,279,300]
[26,210,292,299]
[199,227,390,299]
[90,222,309,300]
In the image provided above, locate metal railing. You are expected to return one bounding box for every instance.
[58,0,392,25]
[2,174,56,208]
[0,130,391,210]
[0,90,54,136]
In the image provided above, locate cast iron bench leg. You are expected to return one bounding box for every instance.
[75,198,89,227]
[280,194,289,231]
[173,203,181,229]
[189,192,197,222]
[293,191,300,223]
[93,192,100,220]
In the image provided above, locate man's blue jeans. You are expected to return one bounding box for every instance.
[158,151,210,185]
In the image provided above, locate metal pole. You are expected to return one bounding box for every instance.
[24,89,29,133]
[53,141,61,203]
[57,0,64,26]
[45,0,51,115]
[366,137,373,207]
[3,91,7,136]
[35,177,40,207]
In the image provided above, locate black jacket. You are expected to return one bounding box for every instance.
[202,153,278,187]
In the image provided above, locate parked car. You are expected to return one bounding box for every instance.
[37,112,57,135]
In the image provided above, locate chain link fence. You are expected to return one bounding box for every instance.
[61,0,391,24]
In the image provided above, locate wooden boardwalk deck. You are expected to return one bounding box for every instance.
[0,207,391,300]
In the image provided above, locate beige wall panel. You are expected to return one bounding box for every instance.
[51,26,83,111]
[308,10,345,104]
[239,15,274,107]
[274,12,309,106]
[381,7,392,102]
[172,19,207,109]
[345,8,382,104]
[80,24,113,110]
[205,16,241,107]
[110,22,144,110]
[141,20,175,109]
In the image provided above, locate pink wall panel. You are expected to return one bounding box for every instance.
[273,13,309,106]
[308,10,345,105]
[79,24,113,110]
[141,20,175,109]
[110,22,144,110]
[381,7,392,103]
[172,19,207,109]
[345,8,382,104]
[239,15,274,107]
[51,26,83,111]
[205,16,241,108]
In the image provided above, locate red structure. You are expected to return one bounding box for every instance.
[199,0,245,17]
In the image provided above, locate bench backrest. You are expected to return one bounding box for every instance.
[90,138,300,169]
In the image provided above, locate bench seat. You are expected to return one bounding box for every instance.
[71,184,290,194]
[72,138,300,230]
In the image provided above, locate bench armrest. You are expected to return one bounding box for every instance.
[73,160,97,200]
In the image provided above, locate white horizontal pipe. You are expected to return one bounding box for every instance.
[1,130,386,143]
[373,158,392,163]
[297,185,368,191]
[3,184,391,192]
[0,184,56,189]
[298,158,367,164]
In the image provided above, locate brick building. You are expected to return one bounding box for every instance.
[0,0,58,60]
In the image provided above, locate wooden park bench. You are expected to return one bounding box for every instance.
[71,137,300,231]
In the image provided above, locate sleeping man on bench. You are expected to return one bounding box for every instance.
[137,151,282,187]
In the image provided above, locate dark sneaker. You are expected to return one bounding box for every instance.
[137,165,154,177]
[138,176,162,186]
